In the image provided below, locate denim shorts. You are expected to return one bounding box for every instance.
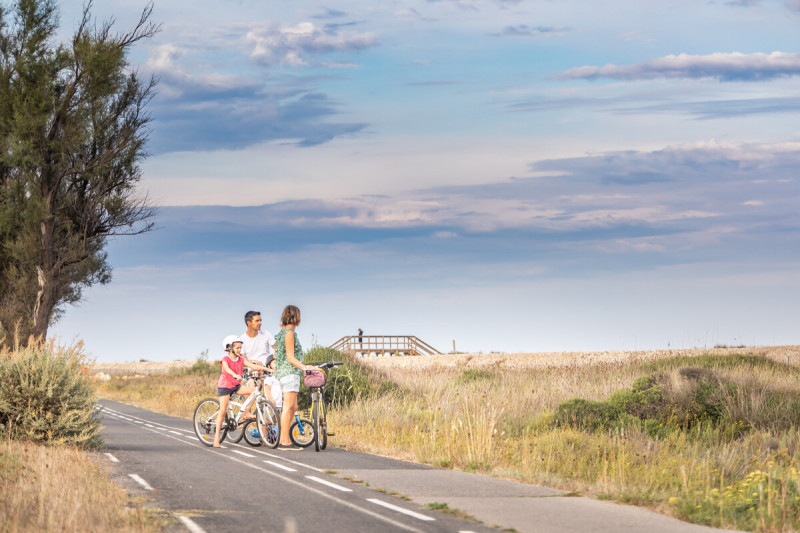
[217,384,241,397]
[279,373,301,393]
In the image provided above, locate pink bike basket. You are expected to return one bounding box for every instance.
[303,369,326,387]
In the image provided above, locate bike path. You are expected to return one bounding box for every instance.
[98,399,738,533]
[97,399,497,533]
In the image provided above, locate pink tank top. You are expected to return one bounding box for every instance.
[218,355,244,389]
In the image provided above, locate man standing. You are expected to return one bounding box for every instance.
[241,311,275,367]
[240,311,276,416]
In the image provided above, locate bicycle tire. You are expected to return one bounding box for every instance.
[312,400,321,452]
[242,420,262,446]
[319,399,328,450]
[289,418,315,448]
[193,398,226,446]
[256,400,281,449]
[226,394,246,443]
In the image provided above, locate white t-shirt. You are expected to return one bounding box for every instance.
[240,329,275,366]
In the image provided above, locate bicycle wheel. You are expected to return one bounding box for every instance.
[257,400,281,449]
[193,398,226,446]
[289,418,315,448]
[319,400,328,451]
[312,400,322,452]
[242,420,262,446]
[226,395,246,443]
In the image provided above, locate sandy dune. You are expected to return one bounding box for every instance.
[90,345,800,376]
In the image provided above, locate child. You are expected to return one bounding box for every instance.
[262,354,283,408]
[213,335,269,448]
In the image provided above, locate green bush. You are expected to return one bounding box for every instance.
[0,342,101,448]
[456,368,494,384]
[299,346,396,409]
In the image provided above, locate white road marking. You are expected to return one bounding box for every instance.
[104,453,119,463]
[128,474,154,491]
[306,475,352,492]
[169,430,183,435]
[134,420,144,424]
[145,424,155,428]
[367,499,435,522]
[231,450,256,458]
[101,408,423,533]
[256,451,322,472]
[264,460,297,472]
[178,516,207,533]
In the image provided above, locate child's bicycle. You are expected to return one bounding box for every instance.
[193,373,281,448]
[304,361,343,451]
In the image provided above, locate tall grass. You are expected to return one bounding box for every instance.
[333,353,800,532]
[96,348,800,531]
[0,439,155,532]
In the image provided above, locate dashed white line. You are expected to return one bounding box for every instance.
[231,450,256,458]
[366,499,435,522]
[145,424,155,428]
[128,474,154,491]
[264,460,297,472]
[306,475,352,492]
[134,420,144,424]
[169,430,183,435]
[178,515,207,533]
[104,453,119,463]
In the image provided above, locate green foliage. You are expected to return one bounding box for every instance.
[456,368,494,384]
[552,356,800,442]
[299,346,397,409]
[0,0,159,343]
[177,359,219,377]
[0,341,101,447]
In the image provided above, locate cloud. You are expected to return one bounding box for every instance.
[495,24,570,37]
[559,52,800,82]
[141,39,367,153]
[245,22,378,66]
[615,97,800,119]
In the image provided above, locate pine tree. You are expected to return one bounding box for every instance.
[0,0,158,343]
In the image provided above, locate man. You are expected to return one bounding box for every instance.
[241,310,275,367]
[240,311,276,416]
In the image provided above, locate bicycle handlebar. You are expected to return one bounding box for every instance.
[312,361,344,370]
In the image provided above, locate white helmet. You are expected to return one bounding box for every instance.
[222,335,243,351]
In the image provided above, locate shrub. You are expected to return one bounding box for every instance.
[0,341,101,447]
[456,369,494,384]
[299,346,398,409]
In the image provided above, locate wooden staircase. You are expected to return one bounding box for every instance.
[329,335,442,356]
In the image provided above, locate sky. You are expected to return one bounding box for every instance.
[49,0,800,362]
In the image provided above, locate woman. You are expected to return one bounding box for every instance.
[273,305,311,449]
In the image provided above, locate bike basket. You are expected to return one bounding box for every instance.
[303,368,326,387]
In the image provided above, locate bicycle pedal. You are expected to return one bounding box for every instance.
[326,432,335,436]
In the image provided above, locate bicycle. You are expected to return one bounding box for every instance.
[288,412,315,448]
[193,373,281,448]
[305,361,343,451]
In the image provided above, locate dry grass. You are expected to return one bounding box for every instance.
[0,439,155,533]
[94,345,800,531]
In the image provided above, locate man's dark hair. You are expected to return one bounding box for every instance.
[244,310,261,324]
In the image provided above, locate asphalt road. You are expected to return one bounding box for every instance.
[99,399,735,533]
[98,399,499,533]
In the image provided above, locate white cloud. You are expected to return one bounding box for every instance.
[559,52,800,82]
[245,22,378,66]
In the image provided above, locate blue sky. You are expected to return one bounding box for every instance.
[49,0,800,361]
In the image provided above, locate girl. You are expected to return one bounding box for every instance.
[273,305,311,449]
[213,335,269,448]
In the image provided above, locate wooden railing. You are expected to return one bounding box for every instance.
[329,336,442,356]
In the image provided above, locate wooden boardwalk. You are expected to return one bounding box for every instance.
[329,335,442,356]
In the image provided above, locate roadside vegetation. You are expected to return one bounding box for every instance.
[1,339,154,532]
[96,347,800,532]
